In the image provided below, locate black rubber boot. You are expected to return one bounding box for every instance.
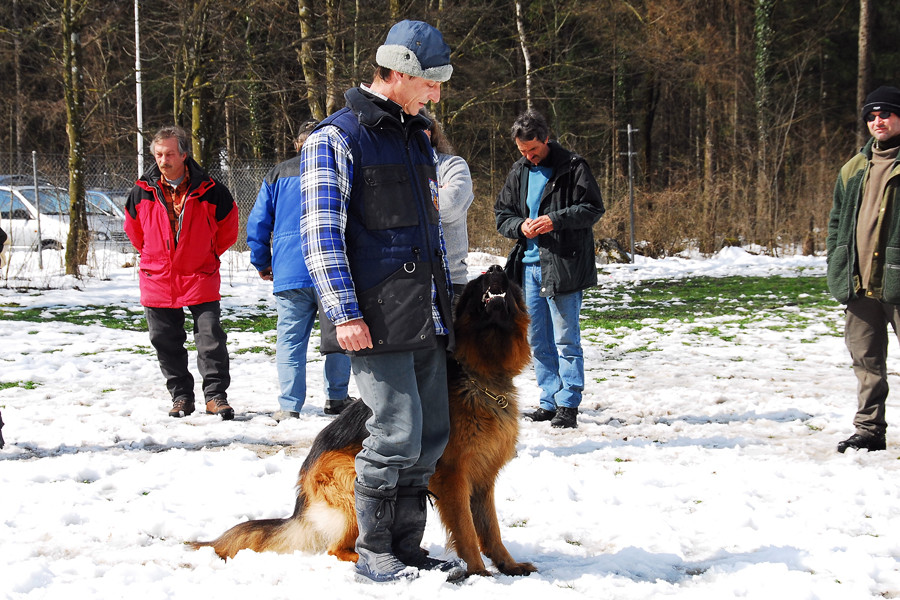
[354,482,416,583]
[393,487,466,581]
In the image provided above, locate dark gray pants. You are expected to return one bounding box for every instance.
[844,296,900,436]
[145,301,230,402]
[351,343,450,491]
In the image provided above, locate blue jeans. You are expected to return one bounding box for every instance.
[351,345,450,491]
[275,288,351,412]
[523,263,585,410]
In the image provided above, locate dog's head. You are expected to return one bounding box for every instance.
[453,264,531,378]
[454,265,527,331]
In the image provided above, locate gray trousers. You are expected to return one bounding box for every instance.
[350,343,450,491]
[844,295,900,436]
[145,301,230,402]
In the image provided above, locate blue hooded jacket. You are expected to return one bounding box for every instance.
[246,154,315,293]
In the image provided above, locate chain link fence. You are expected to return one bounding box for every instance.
[0,152,276,252]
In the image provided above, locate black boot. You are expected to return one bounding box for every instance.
[354,482,416,583]
[393,487,466,581]
[0,409,4,449]
[550,406,578,428]
[837,432,886,453]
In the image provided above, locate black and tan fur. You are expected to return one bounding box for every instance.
[190,265,536,577]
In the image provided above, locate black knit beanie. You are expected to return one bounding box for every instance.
[861,86,900,119]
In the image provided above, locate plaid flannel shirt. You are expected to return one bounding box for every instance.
[299,124,451,335]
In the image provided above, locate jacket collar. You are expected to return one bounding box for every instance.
[142,155,210,192]
[344,86,431,134]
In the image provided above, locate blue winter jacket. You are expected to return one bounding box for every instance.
[246,154,314,293]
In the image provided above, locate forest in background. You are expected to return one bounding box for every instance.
[1,0,899,273]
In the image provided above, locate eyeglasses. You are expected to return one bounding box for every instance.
[865,111,894,122]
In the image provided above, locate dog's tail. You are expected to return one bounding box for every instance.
[189,448,360,561]
[188,491,333,560]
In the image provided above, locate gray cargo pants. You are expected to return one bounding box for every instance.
[844,295,900,436]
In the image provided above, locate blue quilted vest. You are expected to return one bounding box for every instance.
[317,87,454,354]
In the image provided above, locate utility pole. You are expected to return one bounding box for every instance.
[619,124,638,262]
[134,0,144,177]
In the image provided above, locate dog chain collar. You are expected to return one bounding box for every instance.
[468,377,509,409]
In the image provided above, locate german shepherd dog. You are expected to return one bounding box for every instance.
[191,265,536,577]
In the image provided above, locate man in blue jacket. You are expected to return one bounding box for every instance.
[246,121,355,420]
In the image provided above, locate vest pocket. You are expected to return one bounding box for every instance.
[362,165,418,230]
[357,262,433,350]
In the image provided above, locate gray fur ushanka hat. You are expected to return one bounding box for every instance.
[375,20,453,83]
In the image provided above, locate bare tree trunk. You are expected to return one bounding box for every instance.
[754,0,774,247]
[13,0,25,173]
[325,0,339,115]
[191,72,203,160]
[703,84,717,252]
[856,0,871,148]
[298,0,325,120]
[352,0,360,84]
[515,0,533,111]
[61,0,89,275]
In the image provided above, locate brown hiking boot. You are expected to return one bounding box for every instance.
[205,397,234,420]
[169,397,195,418]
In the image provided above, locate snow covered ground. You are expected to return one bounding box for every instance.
[2,248,899,600]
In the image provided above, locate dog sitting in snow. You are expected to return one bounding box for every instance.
[191,266,536,577]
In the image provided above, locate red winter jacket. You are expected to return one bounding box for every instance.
[124,158,238,308]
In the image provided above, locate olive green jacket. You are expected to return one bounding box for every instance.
[827,138,900,303]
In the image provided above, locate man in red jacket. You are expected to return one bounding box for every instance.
[125,126,239,420]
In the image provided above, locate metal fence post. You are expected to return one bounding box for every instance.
[618,124,638,263]
[31,150,42,269]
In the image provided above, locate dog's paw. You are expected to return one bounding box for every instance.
[497,561,537,576]
[466,568,493,577]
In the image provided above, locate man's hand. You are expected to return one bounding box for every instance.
[258,266,273,281]
[521,215,554,239]
[336,318,373,352]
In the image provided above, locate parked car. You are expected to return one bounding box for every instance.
[0,185,68,250]
[0,185,132,252]
[86,189,132,251]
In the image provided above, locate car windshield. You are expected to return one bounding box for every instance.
[86,192,118,216]
[17,187,70,215]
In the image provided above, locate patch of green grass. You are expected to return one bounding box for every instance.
[0,381,41,390]
[0,305,147,331]
[582,274,834,335]
[235,346,276,356]
[222,314,278,333]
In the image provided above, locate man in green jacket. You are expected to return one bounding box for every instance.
[827,85,900,453]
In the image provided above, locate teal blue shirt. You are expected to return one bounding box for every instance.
[523,164,552,264]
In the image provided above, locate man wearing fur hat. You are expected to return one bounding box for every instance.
[828,85,900,453]
[299,20,459,582]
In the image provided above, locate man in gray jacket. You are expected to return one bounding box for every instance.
[828,85,900,453]
[495,109,604,428]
